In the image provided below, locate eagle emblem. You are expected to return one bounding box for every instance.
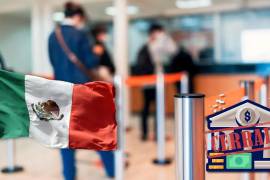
[31,100,64,121]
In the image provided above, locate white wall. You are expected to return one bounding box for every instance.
[220,9,270,63]
[0,14,31,73]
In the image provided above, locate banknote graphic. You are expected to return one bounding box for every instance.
[226,153,252,169]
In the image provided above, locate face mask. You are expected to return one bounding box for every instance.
[150,32,177,64]
[103,34,111,46]
[151,32,166,51]
[77,22,86,30]
[95,33,106,43]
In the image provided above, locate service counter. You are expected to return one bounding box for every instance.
[129,63,270,114]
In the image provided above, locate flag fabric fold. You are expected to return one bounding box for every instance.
[0,70,117,150]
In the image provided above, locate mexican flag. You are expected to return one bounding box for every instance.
[0,70,117,150]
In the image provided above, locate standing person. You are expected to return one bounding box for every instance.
[91,24,115,76]
[169,46,195,93]
[48,2,114,179]
[135,24,176,141]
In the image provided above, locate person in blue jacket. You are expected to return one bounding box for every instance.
[48,2,115,179]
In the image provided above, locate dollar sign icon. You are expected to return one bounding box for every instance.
[237,107,259,126]
[244,110,251,122]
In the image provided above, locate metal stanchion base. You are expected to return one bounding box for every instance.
[1,166,23,173]
[153,158,172,165]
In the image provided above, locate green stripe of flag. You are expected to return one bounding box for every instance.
[0,70,30,138]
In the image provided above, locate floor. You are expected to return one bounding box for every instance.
[0,115,269,180]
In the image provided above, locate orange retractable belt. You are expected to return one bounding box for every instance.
[125,72,184,87]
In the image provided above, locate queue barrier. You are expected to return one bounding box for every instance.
[126,72,188,165]
[254,77,265,95]
[114,71,188,180]
[125,72,185,87]
[255,78,268,106]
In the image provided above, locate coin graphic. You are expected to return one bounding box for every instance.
[236,107,259,126]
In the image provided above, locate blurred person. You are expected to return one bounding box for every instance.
[48,2,114,179]
[135,24,176,141]
[199,46,214,63]
[91,24,115,77]
[91,24,131,170]
[169,46,195,92]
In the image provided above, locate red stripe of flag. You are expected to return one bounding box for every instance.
[69,81,117,150]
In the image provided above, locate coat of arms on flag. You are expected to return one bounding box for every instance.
[31,100,64,121]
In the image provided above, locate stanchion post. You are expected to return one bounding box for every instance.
[258,78,269,180]
[180,72,189,94]
[240,80,255,180]
[259,78,267,106]
[174,94,205,180]
[240,80,255,100]
[153,71,171,165]
[1,139,23,173]
[114,75,125,180]
[266,76,270,107]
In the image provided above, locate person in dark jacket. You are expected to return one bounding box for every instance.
[48,2,114,179]
[137,45,156,141]
[135,24,164,141]
[91,24,115,75]
[169,46,195,92]
[136,24,176,141]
